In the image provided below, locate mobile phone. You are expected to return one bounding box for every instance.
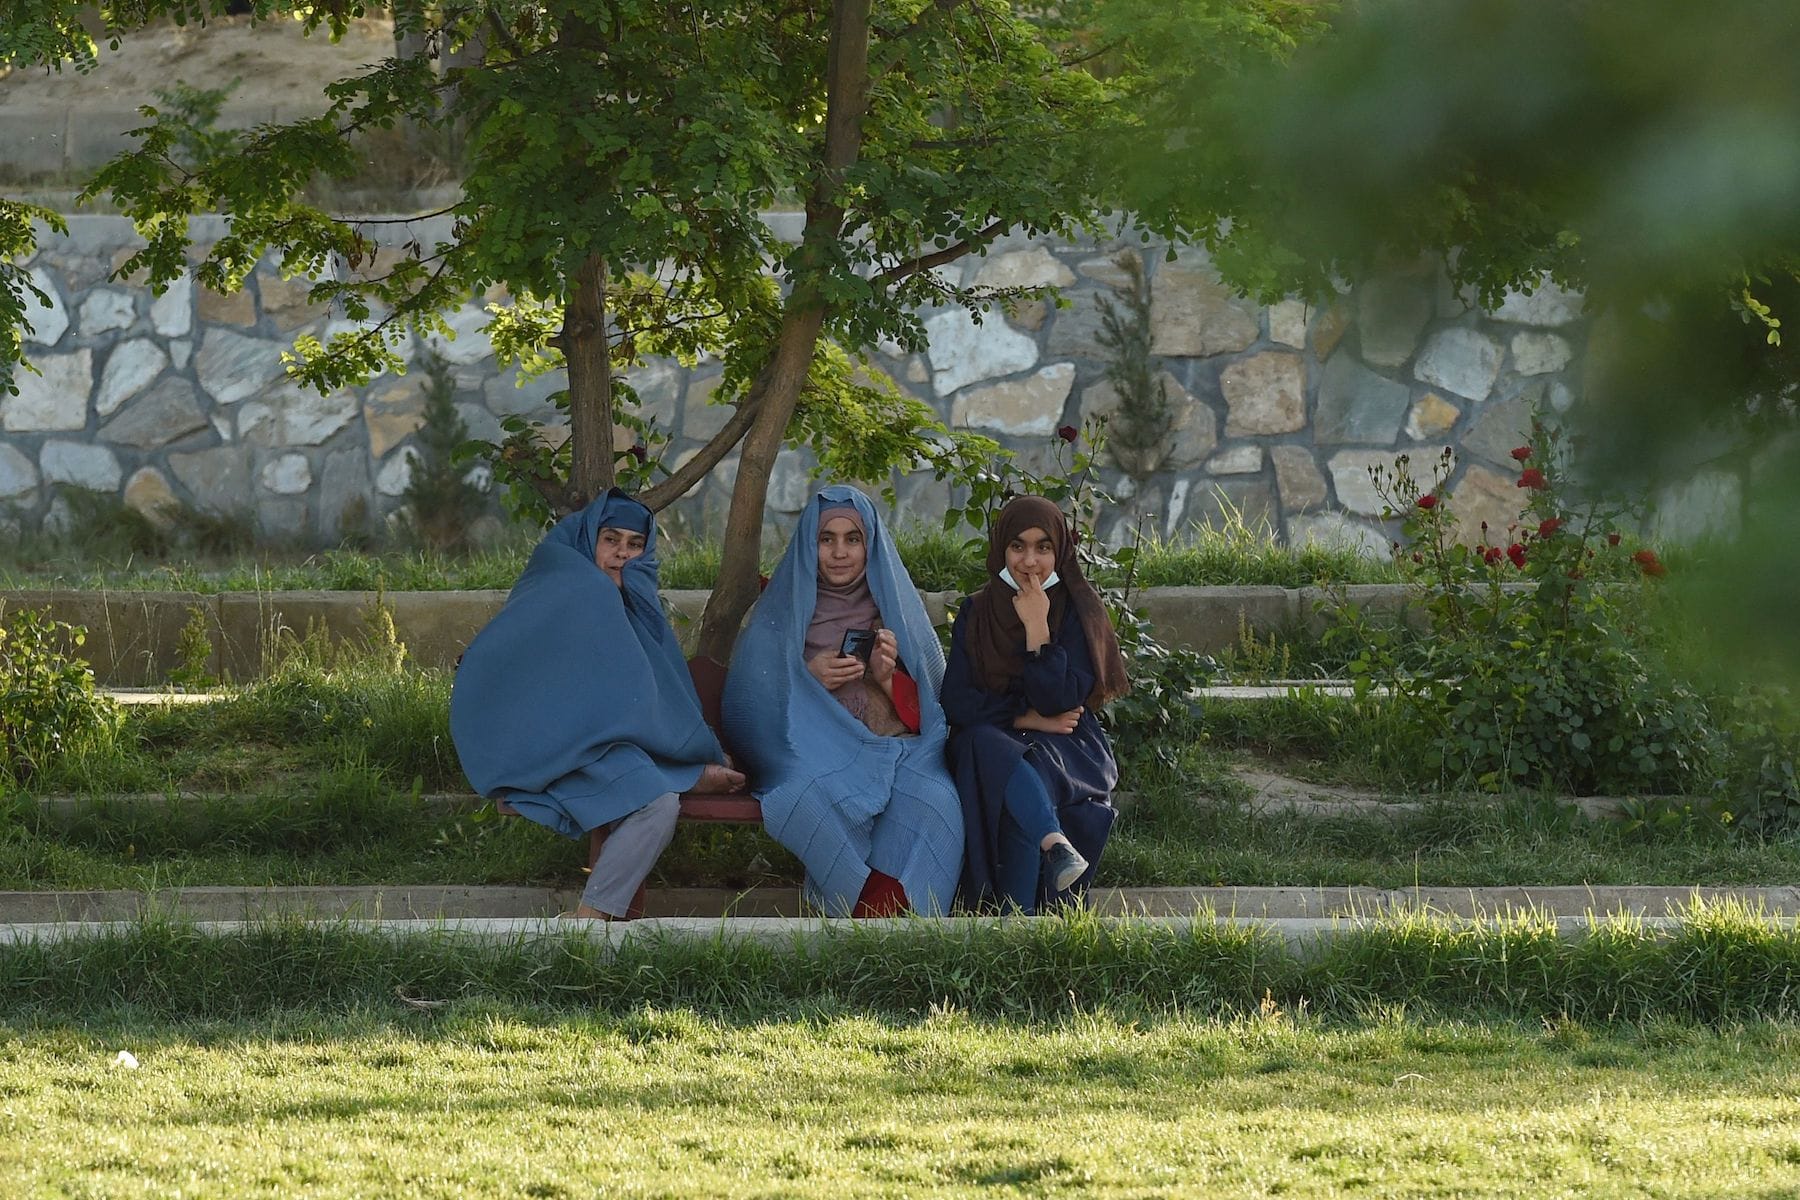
[997,566,1062,591]
[839,628,876,662]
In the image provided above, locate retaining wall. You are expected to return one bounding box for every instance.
[1,585,1438,685]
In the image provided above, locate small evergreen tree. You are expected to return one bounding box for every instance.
[1094,251,1173,478]
[400,349,485,551]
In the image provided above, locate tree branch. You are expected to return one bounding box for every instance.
[636,386,763,511]
[871,219,1007,285]
[498,443,578,513]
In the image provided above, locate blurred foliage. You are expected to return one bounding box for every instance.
[1103,0,1800,682]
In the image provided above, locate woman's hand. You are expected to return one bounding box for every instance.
[1011,571,1052,651]
[867,629,899,692]
[807,650,865,692]
[1013,706,1083,735]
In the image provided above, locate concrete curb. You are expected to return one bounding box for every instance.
[3,884,1794,924]
[0,914,1771,953]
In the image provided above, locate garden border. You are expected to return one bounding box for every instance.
[0,585,1461,684]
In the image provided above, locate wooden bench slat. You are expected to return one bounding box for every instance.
[677,794,762,823]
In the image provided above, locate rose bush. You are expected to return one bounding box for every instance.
[1329,423,1715,795]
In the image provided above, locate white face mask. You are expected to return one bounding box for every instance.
[998,566,1061,592]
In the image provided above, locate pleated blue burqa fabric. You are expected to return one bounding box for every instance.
[450,489,723,838]
[721,486,964,915]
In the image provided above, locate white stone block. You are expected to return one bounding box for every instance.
[1413,327,1502,401]
[972,247,1076,291]
[40,440,122,491]
[925,307,1040,395]
[261,453,314,495]
[0,444,39,499]
[96,339,168,416]
[195,328,285,405]
[1268,299,1309,348]
[376,447,419,496]
[150,273,194,338]
[1327,449,1402,516]
[1510,331,1572,375]
[2,350,92,431]
[22,267,69,346]
[79,288,137,335]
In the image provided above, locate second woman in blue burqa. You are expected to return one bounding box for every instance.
[722,487,964,916]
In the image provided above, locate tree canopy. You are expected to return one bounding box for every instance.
[1104,0,1800,676]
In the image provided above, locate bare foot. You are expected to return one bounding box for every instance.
[495,798,520,816]
[694,763,747,793]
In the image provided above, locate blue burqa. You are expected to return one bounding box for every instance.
[450,489,722,838]
[721,487,964,915]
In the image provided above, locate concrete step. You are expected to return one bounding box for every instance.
[96,683,1377,707]
[2,884,1793,924]
[0,912,1778,952]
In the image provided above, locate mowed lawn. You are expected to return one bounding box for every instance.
[3,1010,1798,1198]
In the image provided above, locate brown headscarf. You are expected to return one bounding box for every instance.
[963,496,1129,708]
[804,500,883,724]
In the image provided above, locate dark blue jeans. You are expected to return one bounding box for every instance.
[995,760,1060,913]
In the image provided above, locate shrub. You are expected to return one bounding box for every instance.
[0,607,122,785]
[1335,422,1714,794]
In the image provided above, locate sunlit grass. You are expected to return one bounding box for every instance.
[1,1007,1797,1198]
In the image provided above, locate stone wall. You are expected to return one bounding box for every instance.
[0,214,1664,550]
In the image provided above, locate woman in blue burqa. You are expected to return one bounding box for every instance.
[722,486,963,917]
[942,496,1130,913]
[450,488,743,919]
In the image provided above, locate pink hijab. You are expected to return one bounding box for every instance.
[804,501,881,721]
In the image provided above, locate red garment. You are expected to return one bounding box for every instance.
[891,670,921,734]
[852,869,910,918]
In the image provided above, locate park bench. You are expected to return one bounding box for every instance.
[493,655,761,918]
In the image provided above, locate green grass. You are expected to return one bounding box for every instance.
[0,522,1401,593]
[7,904,1800,1022]
[1,1005,1798,1198]
[12,671,1800,890]
[1104,741,1800,888]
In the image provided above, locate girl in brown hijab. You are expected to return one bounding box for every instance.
[940,496,1129,912]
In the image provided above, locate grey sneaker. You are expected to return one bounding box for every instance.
[1043,841,1090,893]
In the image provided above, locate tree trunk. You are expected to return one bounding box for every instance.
[694,309,829,661]
[694,0,872,661]
[564,253,614,509]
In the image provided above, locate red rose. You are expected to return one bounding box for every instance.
[1510,446,1533,462]
[1416,494,1438,510]
[628,443,648,463]
[1607,532,1622,546]
[1517,468,1547,490]
[1411,552,1423,564]
[1057,425,1079,444]
[1537,517,1562,537]
[1506,543,1528,568]
[1632,548,1667,577]
[1483,546,1503,565]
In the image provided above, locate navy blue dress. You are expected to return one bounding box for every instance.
[941,597,1120,910]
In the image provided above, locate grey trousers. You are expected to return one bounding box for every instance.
[580,791,681,917]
